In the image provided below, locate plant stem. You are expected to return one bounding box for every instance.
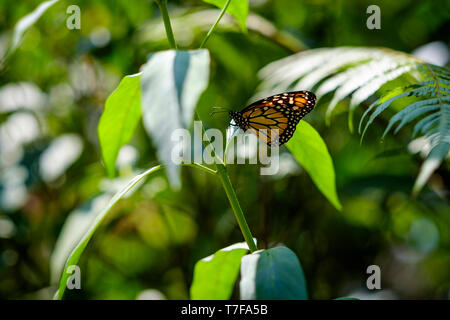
[216,163,258,252]
[155,0,177,49]
[200,0,232,48]
[194,114,257,252]
[183,162,217,175]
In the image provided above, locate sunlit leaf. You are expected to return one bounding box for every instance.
[11,0,59,52]
[413,141,450,196]
[140,49,210,188]
[286,121,342,210]
[190,241,252,300]
[240,246,308,300]
[359,67,450,196]
[50,194,111,284]
[203,0,248,32]
[98,73,142,177]
[54,166,162,300]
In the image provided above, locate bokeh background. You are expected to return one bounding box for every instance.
[0,0,449,299]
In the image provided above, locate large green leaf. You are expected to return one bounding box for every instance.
[190,242,251,300]
[140,49,210,188]
[53,166,162,300]
[286,121,342,210]
[240,246,308,300]
[203,0,249,32]
[98,74,142,177]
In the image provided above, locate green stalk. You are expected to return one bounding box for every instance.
[216,163,258,252]
[155,0,177,49]
[183,162,217,175]
[195,114,257,252]
[200,0,232,48]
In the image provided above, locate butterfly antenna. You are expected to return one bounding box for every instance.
[209,106,230,117]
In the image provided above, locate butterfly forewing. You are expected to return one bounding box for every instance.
[230,91,316,146]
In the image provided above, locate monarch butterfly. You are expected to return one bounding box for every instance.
[229,91,316,146]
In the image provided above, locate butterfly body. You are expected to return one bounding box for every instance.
[229,91,316,146]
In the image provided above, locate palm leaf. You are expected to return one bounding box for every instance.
[256,47,450,196]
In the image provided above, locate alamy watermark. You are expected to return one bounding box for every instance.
[366,264,381,290]
[171,121,280,175]
[66,265,81,289]
[366,5,381,30]
[66,5,81,30]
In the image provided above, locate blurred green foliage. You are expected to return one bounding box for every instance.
[0,0,449,300]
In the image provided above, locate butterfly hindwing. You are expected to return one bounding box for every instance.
[230,91,316,146]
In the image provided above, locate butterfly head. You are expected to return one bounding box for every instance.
[229,111,245,128]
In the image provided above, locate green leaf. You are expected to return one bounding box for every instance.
[50,194,111,284]
[98,73,142,177]
[190,242,251,300]
[203,0,249,32]
[11,0,59,52]
[140,49,210,188]
[240,246,308,300]
[413,141,450,197]
[359,87,434,139]
[53,166,162,300]
[286,121,342,210]
[383,99,439,137]
[358,65,450,195]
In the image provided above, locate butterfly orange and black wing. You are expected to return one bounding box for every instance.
[230,91,316,146]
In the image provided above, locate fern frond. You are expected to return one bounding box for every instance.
[256,47,450,196]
